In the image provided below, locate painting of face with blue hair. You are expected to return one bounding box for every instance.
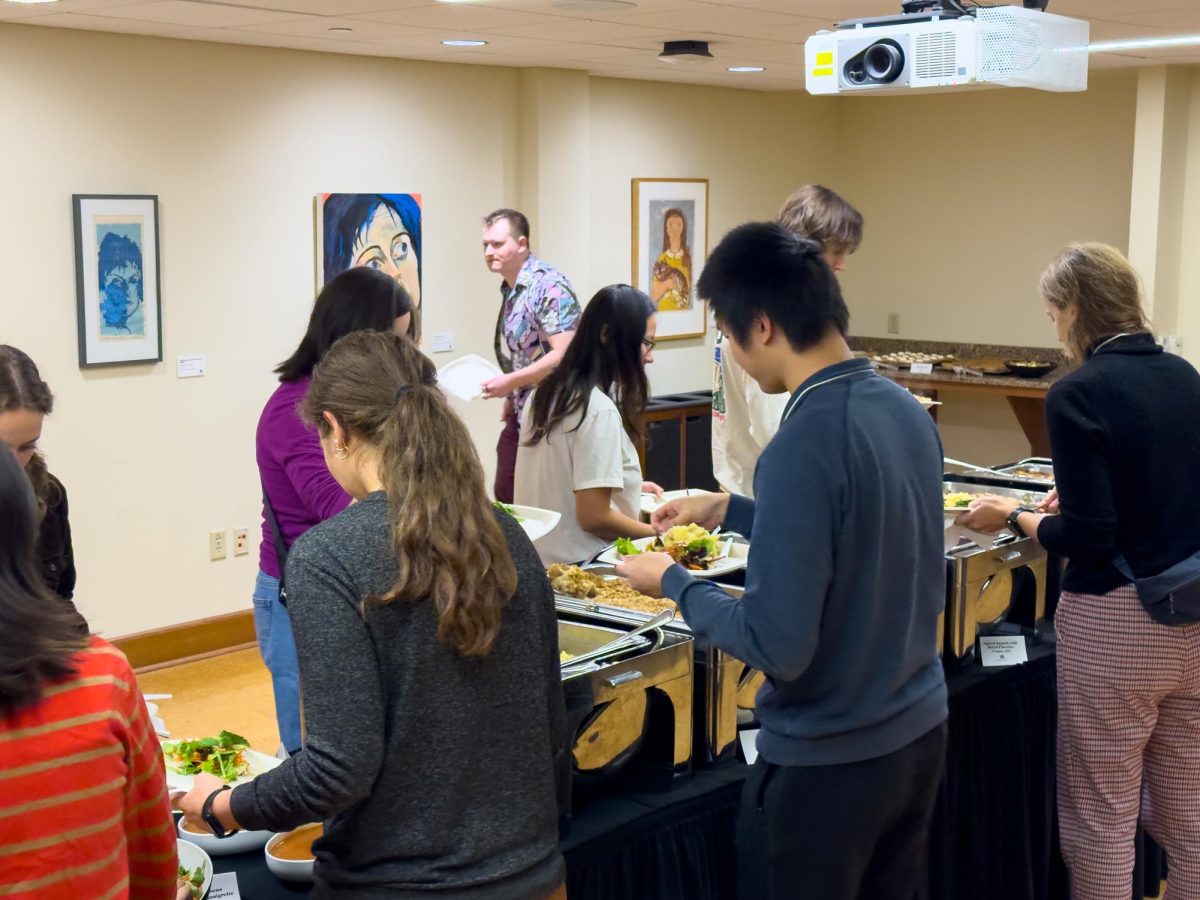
[319,194,422,340]
[97,225,145,337]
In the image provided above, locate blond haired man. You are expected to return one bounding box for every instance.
[711,185,863,496]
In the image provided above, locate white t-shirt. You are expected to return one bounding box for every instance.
[514,386,643,565]
[711,332,788,498]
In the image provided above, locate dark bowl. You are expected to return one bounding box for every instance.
[1004,360,1056,378]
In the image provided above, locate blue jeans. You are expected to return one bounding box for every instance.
[251,570,303,754]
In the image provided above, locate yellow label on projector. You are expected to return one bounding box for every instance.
[816,51,833,66]
[812,67,834,77]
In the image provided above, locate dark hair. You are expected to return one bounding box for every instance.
[525,284,655,446]
[304,331,518,657]
[484,208,531,245]
[661,208,692,274]
[275,267,413,382]
[0,345,58,517]
[777,184,864,255]
[0,449,88,718]
[698,222,849,352]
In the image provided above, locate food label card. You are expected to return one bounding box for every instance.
[208,873,241,899]
[910,362,934,375]
[978,635,1028,667]
[739,729,760,765]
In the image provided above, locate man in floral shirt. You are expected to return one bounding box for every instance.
[482,208,581,502]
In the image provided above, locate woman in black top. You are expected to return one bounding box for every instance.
[0,346,77,606]
[960,244,1200,900]
[179,331,568,900]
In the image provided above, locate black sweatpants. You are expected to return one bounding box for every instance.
[737,721,948,900]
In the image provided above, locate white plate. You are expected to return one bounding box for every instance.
[162,743,284,793]
[177,817,273,856]
[177,839,214,899]
[500,504,561,543]
[596,535,749,578]
[437,354,503,402]
[640,489,701,517]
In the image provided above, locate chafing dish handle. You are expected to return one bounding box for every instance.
[605,671,644,688]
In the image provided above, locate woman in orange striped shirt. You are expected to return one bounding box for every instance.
[0,448,179,899]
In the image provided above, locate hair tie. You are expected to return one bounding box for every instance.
[394,385,415,402]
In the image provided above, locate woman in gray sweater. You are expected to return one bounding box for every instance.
[180,330,568,900]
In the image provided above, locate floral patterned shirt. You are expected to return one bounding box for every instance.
[494,254,581,419]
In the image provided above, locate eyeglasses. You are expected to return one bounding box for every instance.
[642,338,657,352]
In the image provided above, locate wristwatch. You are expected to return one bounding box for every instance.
[1006,506,1033,538]
[201,785,239,838]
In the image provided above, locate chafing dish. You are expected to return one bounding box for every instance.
[557,615,693,786]
[556,575,759,766]
[942,478,1050,661]
[951,457,1056,491]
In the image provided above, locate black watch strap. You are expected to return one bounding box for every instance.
[201,785,238,838]
[1006,506,1032,538]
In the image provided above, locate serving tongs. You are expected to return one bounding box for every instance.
[943,456,999,476]
[559,608,673,672]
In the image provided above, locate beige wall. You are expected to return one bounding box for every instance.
[0,23,838,635]
[834,71,1138,347]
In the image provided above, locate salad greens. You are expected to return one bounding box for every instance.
[615,537,642,556]
[492,501,526,523]
[163,730,250,783]
[178,864,204,898]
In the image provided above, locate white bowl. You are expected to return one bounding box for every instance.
[176,839,213,899]
[177,816,271,856]
[264,823,322,883]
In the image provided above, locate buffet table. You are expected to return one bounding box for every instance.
[212,638,1163,900]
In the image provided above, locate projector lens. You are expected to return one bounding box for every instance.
[864,42,903,82]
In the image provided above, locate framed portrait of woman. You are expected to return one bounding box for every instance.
[315,193,423,340]
[631,178,709,342]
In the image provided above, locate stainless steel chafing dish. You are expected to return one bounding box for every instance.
[556,575,760,766]
[557,615,693,785]
[942,478,1050,661]
[952,457,1056,490]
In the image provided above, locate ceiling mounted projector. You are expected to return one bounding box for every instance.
[805,5,1088,95]
[658,40,714,64]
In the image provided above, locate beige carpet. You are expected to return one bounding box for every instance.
[137,647,281,753]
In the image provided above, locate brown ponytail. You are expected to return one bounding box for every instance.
[304,331,518,657]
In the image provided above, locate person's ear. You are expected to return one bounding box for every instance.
[323,411,348,446]
[517,236,529,254]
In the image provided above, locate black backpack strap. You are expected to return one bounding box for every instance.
[262,486,291,606]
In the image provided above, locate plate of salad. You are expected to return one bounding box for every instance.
[598,525,749,578]
[161,731,282,792]
[493,502,561,543]
[177,839,213,899]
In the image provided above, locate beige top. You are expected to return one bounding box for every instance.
[711,333,788,498]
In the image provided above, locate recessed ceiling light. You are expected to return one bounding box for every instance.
[728,66,764,73]
[442,39,487,47]
[1087,34,1200,53]
[3,0,62,4]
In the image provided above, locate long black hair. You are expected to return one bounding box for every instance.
[275,267,413,383]
[0,449,88,718]
[525,284,654,446]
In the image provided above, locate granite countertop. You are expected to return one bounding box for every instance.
[847,336,1073,392]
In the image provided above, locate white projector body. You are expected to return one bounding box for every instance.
[805,6,1089,96]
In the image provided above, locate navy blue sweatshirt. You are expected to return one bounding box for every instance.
[662,358,948,766]
[1037,333,1200,594]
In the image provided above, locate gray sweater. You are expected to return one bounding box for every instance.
[231,493,567,898]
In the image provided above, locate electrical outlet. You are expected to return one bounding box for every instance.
[209,529,227,561]
[233,527,249,556]
[887,313,900,334]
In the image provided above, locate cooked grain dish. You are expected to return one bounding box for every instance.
[548,564,679,618]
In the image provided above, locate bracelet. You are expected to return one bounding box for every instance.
[200,785,239,839]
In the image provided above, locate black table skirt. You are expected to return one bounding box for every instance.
[212,640,1166,900]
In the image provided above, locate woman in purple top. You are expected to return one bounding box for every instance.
[255,267,413,753]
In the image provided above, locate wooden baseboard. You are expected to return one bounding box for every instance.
[112,610,257,672]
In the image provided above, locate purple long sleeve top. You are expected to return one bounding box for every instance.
[256,377,352,577]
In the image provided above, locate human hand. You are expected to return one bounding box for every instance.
[1038,488,1060,513]
[615,551,675,596]
[641,481,664,499]
[955,495,1019,534]
[481,373,518,401]
[500,396,514,422]
[651,492,729,533]
[176,772,225,835]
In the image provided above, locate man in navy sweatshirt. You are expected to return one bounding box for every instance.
[618,222,948,900]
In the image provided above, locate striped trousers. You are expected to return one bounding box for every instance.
[1056,585,1200,900]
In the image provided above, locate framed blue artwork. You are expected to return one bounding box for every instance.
[73,194,162,367]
